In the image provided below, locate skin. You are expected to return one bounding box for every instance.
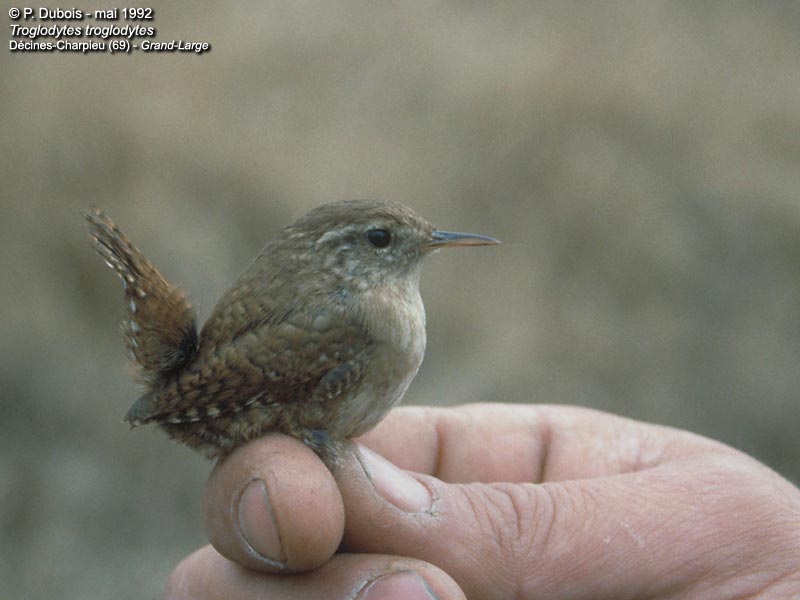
[165,404,800,599]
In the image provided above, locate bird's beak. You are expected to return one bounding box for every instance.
[427,230,500,249]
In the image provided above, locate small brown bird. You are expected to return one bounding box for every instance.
[87,200,498,464]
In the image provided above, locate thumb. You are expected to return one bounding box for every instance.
[337,443,549,599]
[335,442,777,600]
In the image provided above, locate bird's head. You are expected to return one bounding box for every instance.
[280,200,499,292]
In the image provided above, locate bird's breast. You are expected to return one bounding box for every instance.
[329,280,426,437]
[357,281,426,357]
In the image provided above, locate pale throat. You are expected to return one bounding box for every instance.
[358,273,426,352]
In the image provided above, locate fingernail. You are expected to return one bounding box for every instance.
[360,571,439,600]
[357,445,432,513]
[237,479,285,566]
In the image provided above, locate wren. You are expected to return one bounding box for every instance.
[86,200,499,464]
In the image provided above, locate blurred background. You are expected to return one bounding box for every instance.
[2,2,800,598]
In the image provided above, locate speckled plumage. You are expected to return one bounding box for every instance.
[86,200,498,464]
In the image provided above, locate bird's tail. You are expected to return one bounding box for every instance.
[85,209,199,420]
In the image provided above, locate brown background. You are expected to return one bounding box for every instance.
[2,3,800,598]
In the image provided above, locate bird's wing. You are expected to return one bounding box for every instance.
[126,307,371,425]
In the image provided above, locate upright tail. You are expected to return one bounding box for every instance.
[85,209,199,420]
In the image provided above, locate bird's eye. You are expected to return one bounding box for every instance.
[366,228,391,248]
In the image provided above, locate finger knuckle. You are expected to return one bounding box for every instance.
[458,483,558,588]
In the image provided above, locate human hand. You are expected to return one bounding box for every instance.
[166,404,800,599]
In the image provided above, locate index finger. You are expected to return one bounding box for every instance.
[356,403,735,483]
[203,433,345,573]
